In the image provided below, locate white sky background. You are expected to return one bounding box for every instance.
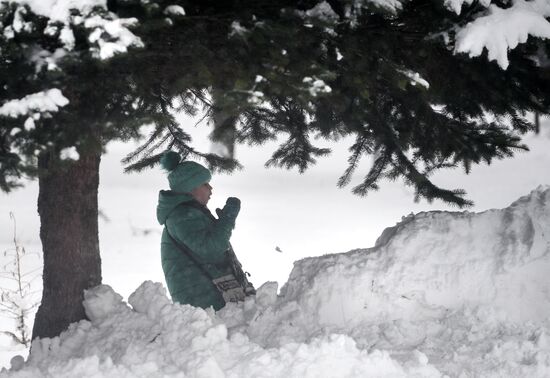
[1,115,550,299]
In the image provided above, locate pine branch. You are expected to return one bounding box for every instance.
[393,148,473,207]
[238,107,280,145]
[352,148,390,195]
[193,107,212,127]
[189,89,212,108]
[265,133,331,173]
[123,152,165,173]
[121,125,166,165]
[173,90,203,116]
[337,135,370,188]
[201,153,242,173]
[141,132,173,161]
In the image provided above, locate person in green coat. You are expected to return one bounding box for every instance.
[156,151,251,310]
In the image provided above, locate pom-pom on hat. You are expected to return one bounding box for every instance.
[160,151,211,193]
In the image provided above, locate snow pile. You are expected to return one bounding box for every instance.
[221,186,550,376]
[2,283,438,377]
[2,186,550,377]
[269,184,550,327]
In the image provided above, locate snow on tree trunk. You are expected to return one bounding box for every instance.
[32,150,102,340]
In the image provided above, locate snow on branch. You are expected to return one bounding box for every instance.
[344,0,550,69]
[85,16,144,60]
[444,0,491,15]
[303,1,340,22]
[355,0,405,14]
[164,5,186,17]
[12,0,107,21]
[302,77,332,96]
[6,0,144,60]
[454,0,550,69]
[398,70,430,89]
[0,89,69,118]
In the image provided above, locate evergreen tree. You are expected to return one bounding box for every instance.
[1,0,549,339]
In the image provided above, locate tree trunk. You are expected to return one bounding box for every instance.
[32,150,102,340]
[210,89,237,158]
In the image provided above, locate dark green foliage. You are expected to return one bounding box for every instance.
[1,0,550,206]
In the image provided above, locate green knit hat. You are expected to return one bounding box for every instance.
[160,151,211,193]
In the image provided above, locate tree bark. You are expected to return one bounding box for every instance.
[210,89,237,159]
[32,150,102,340]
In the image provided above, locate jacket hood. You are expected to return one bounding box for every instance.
[156,190,194,225]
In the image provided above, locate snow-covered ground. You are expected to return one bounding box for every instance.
[1,186,549,377]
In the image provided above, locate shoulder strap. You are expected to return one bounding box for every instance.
[164,224,215,281]
[185,200,216,220]
[186,201,251,282]
[165,200,251,286]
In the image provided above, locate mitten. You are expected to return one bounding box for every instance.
[218,197,240,220]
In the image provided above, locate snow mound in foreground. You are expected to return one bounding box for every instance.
[3,283,437,377]
[3,187,550,377]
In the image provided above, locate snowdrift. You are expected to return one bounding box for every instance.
[2,187,550,377]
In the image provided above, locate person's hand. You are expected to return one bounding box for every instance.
[216,197,241,220]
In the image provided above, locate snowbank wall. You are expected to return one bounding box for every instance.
[279,185,550,326]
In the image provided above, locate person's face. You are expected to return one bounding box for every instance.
[190,182,212,205]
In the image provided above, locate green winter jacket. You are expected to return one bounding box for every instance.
[156,190,235,310]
